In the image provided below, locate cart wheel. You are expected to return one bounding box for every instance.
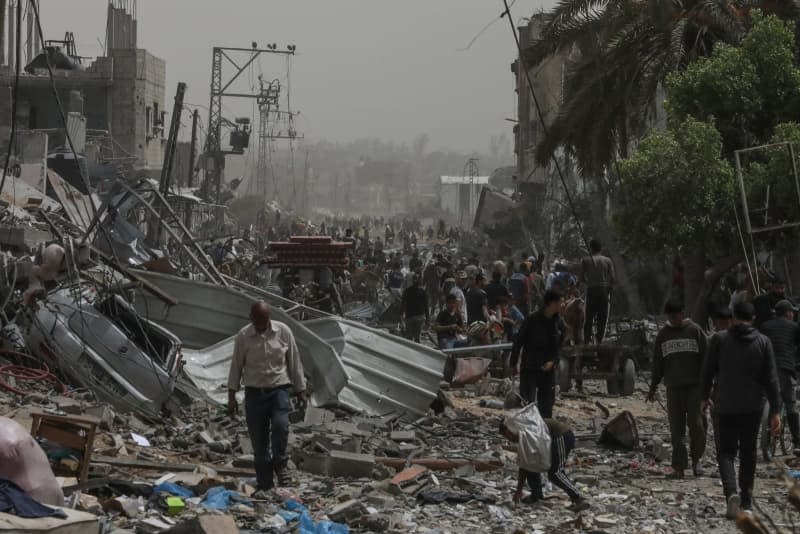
[558,358,571,393]
[621,358,636,396]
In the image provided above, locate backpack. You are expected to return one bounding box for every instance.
[509,273,528,301]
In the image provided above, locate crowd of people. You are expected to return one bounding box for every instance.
[230,211,795,518]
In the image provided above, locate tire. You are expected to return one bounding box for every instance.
[558,358,572,393]
[621,359,636,397]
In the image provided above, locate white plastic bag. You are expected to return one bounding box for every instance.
[0,417,64,506]
[505,403,552,472]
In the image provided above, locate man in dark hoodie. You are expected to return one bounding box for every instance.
[701,301,782,519]
[648,300,708,479]
[759,299,800,459]
[510,289,564,418]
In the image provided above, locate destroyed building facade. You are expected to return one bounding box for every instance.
[0,0,167,175]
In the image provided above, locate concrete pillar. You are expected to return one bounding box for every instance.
[32,0,38,56]
[0,0,7,66]
[7,0,14,72]
[25,0,31,64]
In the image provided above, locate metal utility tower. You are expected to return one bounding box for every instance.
[254,77,280,198]
[202,44,296,203]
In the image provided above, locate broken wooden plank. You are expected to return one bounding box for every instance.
[91,455,255,477]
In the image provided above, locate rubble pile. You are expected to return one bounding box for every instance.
[1,375,799,533]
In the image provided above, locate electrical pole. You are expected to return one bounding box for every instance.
[302,149,310,217]
[187,108,198,187]
[159,82,187,197]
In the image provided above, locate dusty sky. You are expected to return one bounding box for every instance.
[37,0,553,153]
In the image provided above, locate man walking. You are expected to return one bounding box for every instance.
[485,270,511,312]
[401,274,430,343]
[510,290,565,418]
[451,271,468,325]
[228,302,308,491]
[466,273,490,324]
[759,299,800,459]
[647,300,708,478]
[701,302,781,518]
[754,276,789,327]
[581,239,615,344]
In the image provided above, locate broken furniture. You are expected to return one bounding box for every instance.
[30,412,98,483]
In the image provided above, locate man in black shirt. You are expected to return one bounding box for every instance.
[401,274,430,343]
[510,289,565,418]
[759,299,800,458]
[434,294,466,349]
[485,271,511,311]
[754,276,791,327]
[466,273,490,324]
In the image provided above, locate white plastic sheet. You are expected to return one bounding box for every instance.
[0,417,64,507]
[504,403,552,472]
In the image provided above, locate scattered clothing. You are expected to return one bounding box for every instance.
[0,478,66,519]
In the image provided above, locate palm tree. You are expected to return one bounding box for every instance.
[528,0,796,177]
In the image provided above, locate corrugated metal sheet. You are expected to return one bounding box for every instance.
[304,317,446,419]
[130,271,347,408]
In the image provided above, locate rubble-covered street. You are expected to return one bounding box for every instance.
[2,370,799,533]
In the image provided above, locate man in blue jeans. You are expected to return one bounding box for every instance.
[228,302,308,491]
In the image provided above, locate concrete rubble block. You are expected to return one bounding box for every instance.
[327,498,368,524]
[304,407,336,425]
[296,450,376,478]
[85,405,115,431]
[328,450,375,478]
[52,396,84,415]
[389,430,416,442]
[162,514,240,533]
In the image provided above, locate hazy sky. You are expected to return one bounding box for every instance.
[37,0,553,153]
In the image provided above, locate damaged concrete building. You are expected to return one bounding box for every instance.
[0,0,167,182]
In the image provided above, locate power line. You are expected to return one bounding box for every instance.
[501,0,589,251]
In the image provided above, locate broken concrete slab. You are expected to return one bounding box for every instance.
[327,499,368,524]
[0,507,100,533]
[296,450,376,479]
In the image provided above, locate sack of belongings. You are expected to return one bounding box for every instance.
[0,417,63,507]
[504,403,552,472]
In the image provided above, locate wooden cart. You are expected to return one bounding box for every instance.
[557,343,641,396]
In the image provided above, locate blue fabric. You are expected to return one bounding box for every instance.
[245,386,291,490]
[153,482,194,498]
[285,500,349,534]
[200,486,252,510]
[0,478,66,519]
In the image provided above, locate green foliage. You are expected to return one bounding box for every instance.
[615,118,735,255]
[666,13,800,153]
[531,0,753,176]
[743,123,800,237]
